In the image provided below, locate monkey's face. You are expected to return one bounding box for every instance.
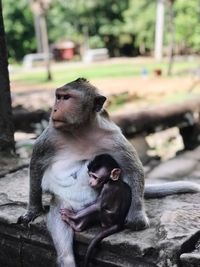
[51,85,106,131]
[88,167,109,189]
[51,90,81,129]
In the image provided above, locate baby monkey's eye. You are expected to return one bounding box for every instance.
[88,172,99,180]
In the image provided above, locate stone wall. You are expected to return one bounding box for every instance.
[0,148,200,267]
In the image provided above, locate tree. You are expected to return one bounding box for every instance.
[123,0,156,54]
[166,0,175,76]
[0,0,15,155]
[3,0,36,61]
[30,0,52,81]
[48,0,129,56]
[174,0,200,53]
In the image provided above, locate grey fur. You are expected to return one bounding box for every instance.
[145,181,200,198]
[18,78,200,267]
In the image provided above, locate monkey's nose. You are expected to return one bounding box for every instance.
[54,109,57,112]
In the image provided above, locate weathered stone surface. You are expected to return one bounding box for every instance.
[180,146,200,161]
[0,167,200,267]
[0,168,29,204]
[147,158,198,180]
[180,233,200,267]
[180,253,200,267]
[0,157,29,178]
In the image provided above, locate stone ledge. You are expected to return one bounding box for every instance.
[0,168,200,267]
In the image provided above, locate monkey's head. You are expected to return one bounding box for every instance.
[51,78,106,130]
[87,154,121,190]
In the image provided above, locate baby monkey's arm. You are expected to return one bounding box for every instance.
[60,202,100,231]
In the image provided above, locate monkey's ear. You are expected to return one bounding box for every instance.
[94,95,107,112]
[110,168,121,181]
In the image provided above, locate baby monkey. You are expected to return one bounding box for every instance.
[60,154,132,267]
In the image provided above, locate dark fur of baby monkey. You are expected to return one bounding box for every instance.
[60,154,131,267]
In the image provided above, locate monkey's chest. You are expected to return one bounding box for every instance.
[42,158,97,209]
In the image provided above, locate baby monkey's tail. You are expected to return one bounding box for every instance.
[83,224,121,267]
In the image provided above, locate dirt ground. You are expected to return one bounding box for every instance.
[13,74,200,160]
[11,75,200,116]
[11,75,195,96]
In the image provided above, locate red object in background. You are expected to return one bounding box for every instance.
[154,69,162,76]
[52,40,75,61]
[60,48,74,60]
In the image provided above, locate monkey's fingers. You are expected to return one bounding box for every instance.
[61,214,70,223]
[60,208,75,216]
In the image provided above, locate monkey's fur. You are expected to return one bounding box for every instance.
[61,154,132,267]
[19,78,200,267]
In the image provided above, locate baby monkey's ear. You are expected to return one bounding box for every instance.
[110,168,121,181]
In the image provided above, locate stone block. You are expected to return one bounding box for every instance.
[147,158,198,180]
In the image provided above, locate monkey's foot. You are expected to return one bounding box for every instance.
[127,211,150,231]
[18,208,44,225]
[60,212,70,223]
[60,214,82,232]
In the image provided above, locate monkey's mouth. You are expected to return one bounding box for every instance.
[52,120,66,128]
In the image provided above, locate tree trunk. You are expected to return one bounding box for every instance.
[40,14,52,81]
[0,0,15,155]
[167,0,175,76]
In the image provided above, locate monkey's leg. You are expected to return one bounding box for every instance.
[127,199,149,230]
[125,175,149,230]
[47,205,76,267]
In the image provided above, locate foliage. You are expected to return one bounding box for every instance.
[47,0,129,55]
[174,0,200,52]
[2,0,200,61]
[3,0,36,61]
[123,0,156,52]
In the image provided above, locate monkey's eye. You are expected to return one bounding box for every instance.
[63,95,71,100]
[88,172,99,179]
[56,95,61,100]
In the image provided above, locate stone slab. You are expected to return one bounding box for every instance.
[147,158,198,180]
[180,253,200,267]
[179,146,200,161]
[0,168,200,266]
[0,157,29,178]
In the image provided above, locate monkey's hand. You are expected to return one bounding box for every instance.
[60,211,70,223]
[60,208,77,220]
[18,208,45,225]
[60,212,84,232]
[126,210,150,231]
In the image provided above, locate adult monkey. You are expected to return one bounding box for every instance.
[19,78,200,266]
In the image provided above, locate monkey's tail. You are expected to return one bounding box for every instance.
[144,181,200,198]
[83,224,121,267]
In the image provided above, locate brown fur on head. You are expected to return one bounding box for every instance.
[51,78,106,131]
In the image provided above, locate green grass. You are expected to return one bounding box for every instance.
[10,59,199,88]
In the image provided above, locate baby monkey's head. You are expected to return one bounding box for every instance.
[87,154,121,189]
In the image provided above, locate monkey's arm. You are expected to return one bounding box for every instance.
[113,137,149,230]
[18,130,52,224]
[61,203,100,232]
[61,202,100,221]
